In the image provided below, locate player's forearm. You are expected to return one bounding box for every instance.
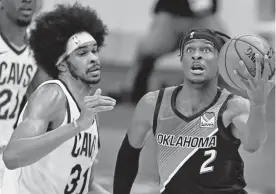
[3,122,80,169]
[243,103,267,152]
[113,135,142,194]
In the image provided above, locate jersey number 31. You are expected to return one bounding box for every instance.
[64,164,90,194]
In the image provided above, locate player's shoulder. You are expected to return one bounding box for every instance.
[136,86,175,112]
[139,86,174,106]
[29,82,67,110]
[138,90,160,108]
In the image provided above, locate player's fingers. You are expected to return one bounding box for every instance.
[84,95,116,103]
[92,106,115,112]
[234,69,251,89]
[93,88,102,96]
[262,55,270,82]
[255,54,262,80]
[85,99,116,108]
[239,60,253,80]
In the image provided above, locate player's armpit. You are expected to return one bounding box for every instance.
[224,96,267,153]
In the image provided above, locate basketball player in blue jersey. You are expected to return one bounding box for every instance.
[113,29,275,194]
[0,0,42,191]
[2,3,115,194]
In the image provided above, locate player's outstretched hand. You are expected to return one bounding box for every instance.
[234,54,275,106]
[77,88,116,130]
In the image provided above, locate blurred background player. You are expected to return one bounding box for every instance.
[113,29,274,194]
[0,0,44,191]
[2,3,115,194]
[107,0,227,104]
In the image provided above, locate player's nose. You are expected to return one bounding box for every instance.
[192,50,202,60]
[87,52,99,63]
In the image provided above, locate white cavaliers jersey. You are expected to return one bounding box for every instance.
[0,33,37,145]
[2,80,99,194]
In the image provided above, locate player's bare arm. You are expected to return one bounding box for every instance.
[127,91,159,148]
[3,86,115,170]
[222,54,274,153]
[113,90,159,194]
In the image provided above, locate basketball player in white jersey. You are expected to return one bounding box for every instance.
[0,0,42,191]
[2,3,114,194]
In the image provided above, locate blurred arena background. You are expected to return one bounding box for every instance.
[35,0,276,193]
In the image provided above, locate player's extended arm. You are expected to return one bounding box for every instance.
[88,163,111,194]
[113,91,158,194]
[3,84,82,169]
[224,54,274,153]
[223,96,267,153]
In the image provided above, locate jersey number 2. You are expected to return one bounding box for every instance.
[64,164,90,194]
[199,150,217,174]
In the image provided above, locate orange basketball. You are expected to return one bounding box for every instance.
[218,34,275,90]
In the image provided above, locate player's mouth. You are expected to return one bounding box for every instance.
[190,63,205,75]
[19,8,33,16]
[87,66,101,76]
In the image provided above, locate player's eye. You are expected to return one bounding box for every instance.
[78,50,87,56]
[186,48,194,53]
[91,48,98,54]
[203,47,211,53]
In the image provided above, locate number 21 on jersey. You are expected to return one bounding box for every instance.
[0,89,19,119]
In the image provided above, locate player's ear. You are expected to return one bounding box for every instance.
[57,60,68,73]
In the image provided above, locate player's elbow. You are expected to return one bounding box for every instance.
[243,141,263,153]
[3,148,21,170]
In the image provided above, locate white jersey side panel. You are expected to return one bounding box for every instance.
[2,80,99,194]
[0,33,37,145]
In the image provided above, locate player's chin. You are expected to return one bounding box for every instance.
[16,17,32,26]
[87,76,101,85]
[188,76,208,85]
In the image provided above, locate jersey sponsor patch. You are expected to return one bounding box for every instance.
[200,112,216,128]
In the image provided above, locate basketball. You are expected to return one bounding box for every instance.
[218,34,275,90]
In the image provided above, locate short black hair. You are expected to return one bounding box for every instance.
[29,3,108,78]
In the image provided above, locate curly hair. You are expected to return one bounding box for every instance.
[29,3,108,78]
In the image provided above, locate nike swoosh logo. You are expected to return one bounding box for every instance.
[0,51,7,55]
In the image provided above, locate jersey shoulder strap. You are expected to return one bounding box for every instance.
[152,88,165,136]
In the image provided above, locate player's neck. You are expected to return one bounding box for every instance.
[0,16,28,47]
[179,78,218,109]
[59,74,91,105]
